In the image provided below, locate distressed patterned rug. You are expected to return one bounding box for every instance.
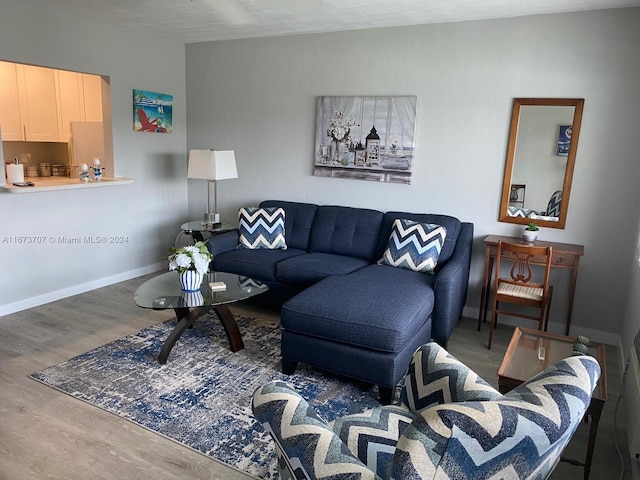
[29,313,380,479]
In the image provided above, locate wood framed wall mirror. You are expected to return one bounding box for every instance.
[499,98,584,229]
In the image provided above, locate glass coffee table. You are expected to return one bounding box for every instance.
[498,327,607,480]
[134,270,268,364]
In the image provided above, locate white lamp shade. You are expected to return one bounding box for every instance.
[187,149,237,180]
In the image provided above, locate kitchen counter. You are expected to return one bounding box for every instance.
[1,176,133,193]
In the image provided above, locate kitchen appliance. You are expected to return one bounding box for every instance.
[69,121,105,178]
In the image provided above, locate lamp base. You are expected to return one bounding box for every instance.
[204,212,221,226]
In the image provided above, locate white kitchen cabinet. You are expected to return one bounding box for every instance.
[56,71,104,141]
[17,64,60,142]
[0,62,103,143]
[81,73,103,122]
[55,69,84,142]
[0,61,25,141]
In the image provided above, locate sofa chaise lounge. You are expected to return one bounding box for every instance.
[206,200,473,402]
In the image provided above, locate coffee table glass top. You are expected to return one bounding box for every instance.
[498,327,607,402]
[134,271,268,310]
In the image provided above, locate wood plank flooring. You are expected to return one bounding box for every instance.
[0,273,632,479]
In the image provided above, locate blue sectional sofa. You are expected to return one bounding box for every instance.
[206,200,473,402]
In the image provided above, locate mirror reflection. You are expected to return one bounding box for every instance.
[499,98,584,229]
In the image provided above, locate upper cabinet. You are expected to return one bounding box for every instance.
[81,74,103,122]
[0,61,103,143]
[18,64,60,142]
[56,69,84,142]
[0,62,25,141]
[56,71,104,141]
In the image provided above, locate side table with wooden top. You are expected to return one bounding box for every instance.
[498,327,607,480]
[478,235,584,335]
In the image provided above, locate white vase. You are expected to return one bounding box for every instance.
[522,230,538,243]
[179,270,203,292]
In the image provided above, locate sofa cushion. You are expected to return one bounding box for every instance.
[238,207,287,250]
[260,200,318,251]
[276,252,371,285]
[377,212,461,266]
[309,205,384,261]
[281,264,435,353]
[213,248,306,282]
[378,219,447,274]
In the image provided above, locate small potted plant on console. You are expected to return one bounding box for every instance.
[523,222,539,243]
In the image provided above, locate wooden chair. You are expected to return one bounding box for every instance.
[488,241,554,349]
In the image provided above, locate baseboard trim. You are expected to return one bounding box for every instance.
[0,263,165,317]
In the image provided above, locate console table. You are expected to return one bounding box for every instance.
[478,235,584,335]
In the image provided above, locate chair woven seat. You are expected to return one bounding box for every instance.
[497,282,543,301]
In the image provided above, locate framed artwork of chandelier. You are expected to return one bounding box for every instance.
[313,95,417,184]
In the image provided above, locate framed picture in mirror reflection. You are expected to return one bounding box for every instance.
[556,125,572,156]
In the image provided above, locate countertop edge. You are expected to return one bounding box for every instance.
[0,177,134,193]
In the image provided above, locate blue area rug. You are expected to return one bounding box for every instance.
[29,313,380,479]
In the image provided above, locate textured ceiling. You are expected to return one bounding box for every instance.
[25,0,640,43]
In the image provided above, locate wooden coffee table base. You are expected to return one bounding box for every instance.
[158,304,244,364]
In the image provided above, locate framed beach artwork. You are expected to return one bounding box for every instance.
[314,96,417,184]
[133,89,173,134]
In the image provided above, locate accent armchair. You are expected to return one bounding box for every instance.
[252,342,600,480]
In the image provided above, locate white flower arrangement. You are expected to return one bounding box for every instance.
[168,241,213,275]
[327,109,358,144]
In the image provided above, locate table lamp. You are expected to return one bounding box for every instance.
[187,149,237,226]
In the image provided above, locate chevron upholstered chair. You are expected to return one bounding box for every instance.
[252,342,600,480]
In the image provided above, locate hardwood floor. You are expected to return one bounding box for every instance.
[0,273,632,479]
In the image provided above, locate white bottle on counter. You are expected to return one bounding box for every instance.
[6,159,25,184]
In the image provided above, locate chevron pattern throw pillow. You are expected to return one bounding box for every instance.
[378,219,446,274]
[238,207,287,250]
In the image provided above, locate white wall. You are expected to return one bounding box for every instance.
[0,0,188,313]
[186,9,640,342]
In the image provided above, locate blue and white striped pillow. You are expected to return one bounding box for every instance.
[378,219,446,274]
[237,207,287,250]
